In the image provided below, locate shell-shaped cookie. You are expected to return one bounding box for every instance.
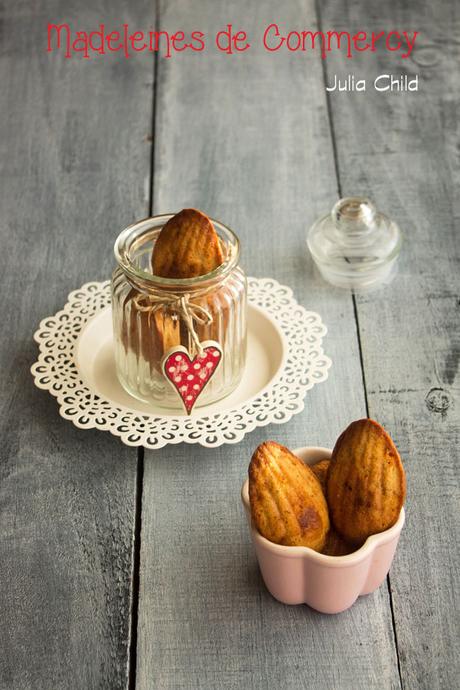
[120,289,181,371]
[321,527,355,557]
[310,460,355,556]
[249,441,330,551]
[151,208,224,279]
[327,419,406,545]
[311,459,330,494]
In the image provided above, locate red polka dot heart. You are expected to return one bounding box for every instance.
[162,342,223,414]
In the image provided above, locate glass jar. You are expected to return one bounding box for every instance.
[112,215,247,409]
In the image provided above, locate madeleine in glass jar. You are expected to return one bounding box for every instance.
[112,211,247,411]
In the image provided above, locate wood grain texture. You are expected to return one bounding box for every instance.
[0,1,153,688]
[319,0,460,687]
[137,1,400,688]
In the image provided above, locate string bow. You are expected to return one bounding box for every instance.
[133,290,213,355]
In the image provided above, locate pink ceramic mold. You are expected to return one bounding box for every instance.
[241,446,405,614]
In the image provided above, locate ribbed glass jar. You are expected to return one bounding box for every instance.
[112,215,247,409]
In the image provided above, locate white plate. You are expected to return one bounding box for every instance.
[76,303,286,416]
[31,278,331,448]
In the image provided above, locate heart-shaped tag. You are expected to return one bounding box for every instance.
[161,341,223,415]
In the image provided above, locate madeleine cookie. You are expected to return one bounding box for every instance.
[151,208,224,279]
[327,419,406,545]
[311,459,354,555]
[150,310,181,360]
[249,441,329,551]
[321,528,355,557]
[311,459,330,494]
[120,291,181,367]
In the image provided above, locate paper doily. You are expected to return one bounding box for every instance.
[31,278,331,448]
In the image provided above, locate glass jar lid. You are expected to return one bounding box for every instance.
[307,197,402,290]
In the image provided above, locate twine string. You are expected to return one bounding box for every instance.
[133,289,214,355]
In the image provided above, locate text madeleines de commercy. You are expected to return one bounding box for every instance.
[47,22,418,60]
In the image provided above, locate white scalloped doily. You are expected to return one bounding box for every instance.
[31,278,331,448]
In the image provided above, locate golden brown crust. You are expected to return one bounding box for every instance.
[310,459,354,556]
[311,459,330,494]
[327,419,406,546]
[321,527,355,557]
[248,441,329,551]
[120,289,181,372]
[150,310,181,358]
[151,208,224,279]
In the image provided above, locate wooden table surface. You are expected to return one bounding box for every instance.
[1,1,459,688]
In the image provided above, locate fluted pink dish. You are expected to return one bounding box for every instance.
[241,446,405,614]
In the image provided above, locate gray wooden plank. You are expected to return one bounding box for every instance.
[0,1,153,688]
[319,0,460,687]
[137,1,401,688]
